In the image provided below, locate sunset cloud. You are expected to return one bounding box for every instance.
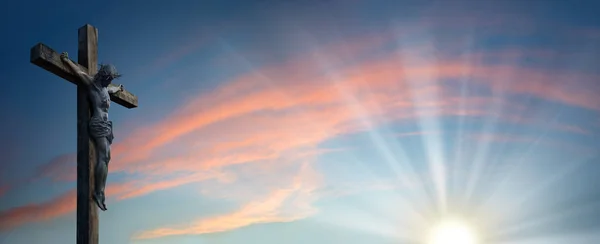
[0,180,150,231]
[121,39,597,238]
[133,162,321,240]
[0,190,75,230]
[116,48,598,178]
[34,153,76,182]
[2,21,599,236]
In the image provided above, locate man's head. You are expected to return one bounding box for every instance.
[95,64,121,87]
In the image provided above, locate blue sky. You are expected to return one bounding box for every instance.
[1,0,600,243]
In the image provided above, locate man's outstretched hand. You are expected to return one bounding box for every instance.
[60,52,69,61]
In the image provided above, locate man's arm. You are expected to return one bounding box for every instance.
[60,52,93,87]
[107,84,124,94]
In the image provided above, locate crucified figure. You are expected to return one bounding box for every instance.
[61,52,123,211]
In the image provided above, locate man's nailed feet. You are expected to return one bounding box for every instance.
[93,192,107,211]
[100,193,108,211]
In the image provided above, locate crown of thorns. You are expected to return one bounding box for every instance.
[97,63,122,79]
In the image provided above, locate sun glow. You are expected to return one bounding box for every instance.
[427,218,478,244]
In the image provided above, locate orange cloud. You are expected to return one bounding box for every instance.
[0,181,136,230]
[34,153,76,182]
[112,33,396,166]
[0,190,75,230]
[36,30,599,182]
[6,26,599,234]
[133,162,320,240]
[112,171,224,200]
[35,51,598,181]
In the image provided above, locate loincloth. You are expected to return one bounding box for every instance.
[89,116,114,144]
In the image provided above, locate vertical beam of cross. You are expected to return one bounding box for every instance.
[76,24,99,244]
[30,23,138,244]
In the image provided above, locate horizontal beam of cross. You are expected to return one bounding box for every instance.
[30,43,138,108]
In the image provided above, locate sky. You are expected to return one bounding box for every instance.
[0,0,600,243]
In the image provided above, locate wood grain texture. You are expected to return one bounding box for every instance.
[30,43,138,108]
[76,24,99,244]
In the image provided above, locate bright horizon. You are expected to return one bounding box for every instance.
[1,1,600,244]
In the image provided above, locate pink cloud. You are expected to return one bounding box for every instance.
[36,29,599,182]
[0,181,139,230]
[133,162,321,240]
[111,171,223,200]
[0,190,75,230]
[6,25,599,234]
[123,54,597,238]
[34,153,76,182]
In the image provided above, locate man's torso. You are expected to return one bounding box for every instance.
[85,75,111,121]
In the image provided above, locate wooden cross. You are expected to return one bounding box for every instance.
[30,24,138,244]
